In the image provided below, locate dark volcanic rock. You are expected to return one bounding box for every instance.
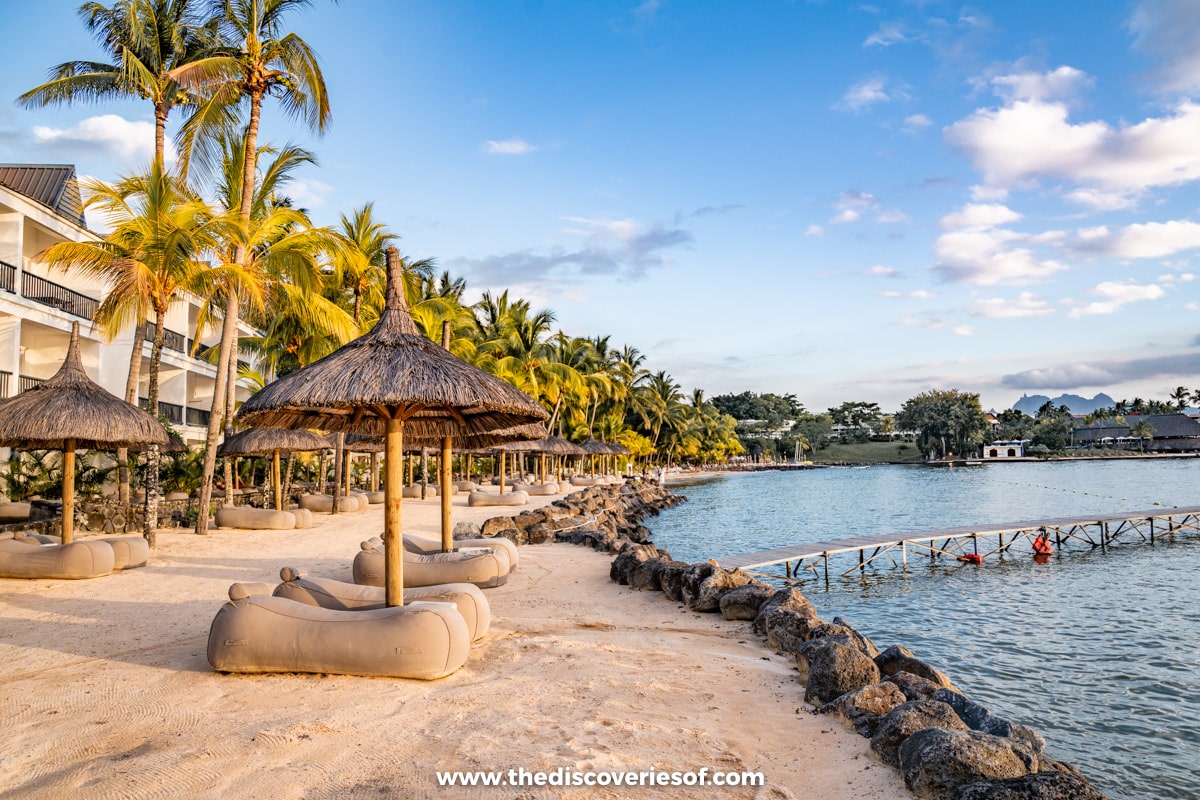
[629,557,666,591]
[875,645,955,690]
[898,728,1038,800]
[870,699,970,767]
[819,680,908,738]
[799,637,882,705]
[480,516,517,538]
[657,561,692,602]
[719,583,774,620]
[609,543,660,585]
[687,567,753,612]
[886,671,947,702]
[678,562,716,607]
[950,772,1109,800]
[932,689,1045,755]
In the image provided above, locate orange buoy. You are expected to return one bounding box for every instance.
[957,553,983,565]
[1032,534,1053,555]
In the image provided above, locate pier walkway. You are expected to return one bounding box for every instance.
[715,506,1200,583]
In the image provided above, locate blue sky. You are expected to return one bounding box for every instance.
[3,0,1199,412]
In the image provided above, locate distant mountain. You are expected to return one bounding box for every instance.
[1012,392,1115,416]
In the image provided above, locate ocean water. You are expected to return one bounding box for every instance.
[647,460,1200,800]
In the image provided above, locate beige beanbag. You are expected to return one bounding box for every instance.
[273,568,491,641]
[0,537,115,579]
[364,491,385,504]
[401,485,436,499]
[0,501,33,523]
[467,490,529,507]
[570,476,604,486]
[98,536,150,569]
[404,533,519,571]
[513,482,559,496]
[207,587,470,679]
[290,508,314,529]
[215,507,297,530]
[454,481,477,492]
[353,541,509,589]
[298,494,362,513]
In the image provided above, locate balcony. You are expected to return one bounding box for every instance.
[19,374,43,393]
[21,273,98,320]
[139,397,184,426]
[0,370,9,397]
[142,323,187,354]
[0,261,16,294]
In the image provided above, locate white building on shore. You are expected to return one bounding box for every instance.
[0,163,251,445]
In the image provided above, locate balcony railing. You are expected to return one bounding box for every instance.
[21,273,98,320]
[142,323,187,354]
[0,261,16,294]
[0,371,10,397]
[186,407,211,427]
[19,374,44,393]
[139,397,184,426]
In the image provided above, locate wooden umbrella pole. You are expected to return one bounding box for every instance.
[61,439,76,544]
[384,416,404,607]
[370,452,378,492]
[440,435,452,552]
[499,450,506,495]
[273,449,282,511]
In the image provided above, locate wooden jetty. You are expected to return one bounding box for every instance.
[715,506,1200,584]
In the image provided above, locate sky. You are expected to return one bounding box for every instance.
[2,0,1199,413]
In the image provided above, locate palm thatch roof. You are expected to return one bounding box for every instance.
[0,323,167,450]
[238,248,547,436]
[579,439,610,455]
[498,434,585,455]
[217,427,331,457]
[607,442,632,455]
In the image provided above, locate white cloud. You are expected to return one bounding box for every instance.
[831,190,879,224]
[864,264,900,277]
[877,289,935,299]
[832,209,861,224]
[1070,219,1200,259]
[804,224,824,237]
[952,324,975,336]
[1066,280,1165,317]
[903,113,933,133]
[899,311,972,334]
[933,203,1068,285]
[285,178,334,209]
[1128,0,1200,95]
[1064,187,1138,211]
[483,138,537,155]
[864,22,907,47]
[32,114,169,166]
[946,68,1200,202]
[837,77,907,111]
[970,291,1055,319]
[877,209,910,224]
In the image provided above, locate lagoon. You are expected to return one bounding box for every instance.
[649,460,1200,800]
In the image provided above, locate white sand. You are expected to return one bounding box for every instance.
[0,490,905,799]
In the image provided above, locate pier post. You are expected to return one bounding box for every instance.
[901,541,907,571]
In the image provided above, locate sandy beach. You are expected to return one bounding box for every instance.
[0,489,904,799]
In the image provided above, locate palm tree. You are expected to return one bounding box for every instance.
[330,203,393,327]
[18,0,216,170]
[42,163,219,542]
[1170,386,1190,411]
[175,0,331,534]
[1130,419,1155,453]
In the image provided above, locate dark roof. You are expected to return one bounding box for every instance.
[1139,413,1200,438]
[0,164,86,228]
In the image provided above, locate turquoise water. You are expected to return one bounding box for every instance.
[648,461,1200,800]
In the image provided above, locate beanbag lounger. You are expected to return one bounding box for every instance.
[214,507,297,530]
[207,583,469,679]
[273,568,490,640]
[0,537,114,579]
[353,541,508,589]
[467,490,529,507]
[403,533,519,571]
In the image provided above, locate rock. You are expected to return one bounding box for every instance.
[524,521,558,544]
[452,521,481,539]
[719,583,775,620]
[831,616,881,658]
[609,543,661,585]
[752,588,817,636]
[870,700,970,767]
[932,689,1046,755]
[480,516,517,538]
[819,681,907,738]
[950,771,1108,800]
[875,645,955,690]
[805,622,882,659]
[886,671,947,702]
[898,728,1038,800]
[629,557,666,591]
[688,567,753,612]
[678,562,716,607]
[798,637,882,706]
[657,561,692,602]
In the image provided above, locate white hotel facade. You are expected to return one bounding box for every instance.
[0,163,252,445]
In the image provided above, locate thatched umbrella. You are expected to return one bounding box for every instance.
[499,434,578,484]
[0,323,167,544]
[239,247,547,606]
[217,427,329,510]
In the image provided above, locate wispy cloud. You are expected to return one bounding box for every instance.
[932,203,1068,285]
[1001,346,1200,390]
[836,76,909,112]
[1065,280,1165,318]
[482,138,537,155]
[903,113,933,133]
[30,114,169,167]
[450,215,692,285]
[970,291,1055,319]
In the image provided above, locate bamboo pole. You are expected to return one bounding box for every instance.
[441,436,453,551]
[499,450,506,494]
[384,416,404,607]
[61,440,75,544]
[273,449,282,511]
